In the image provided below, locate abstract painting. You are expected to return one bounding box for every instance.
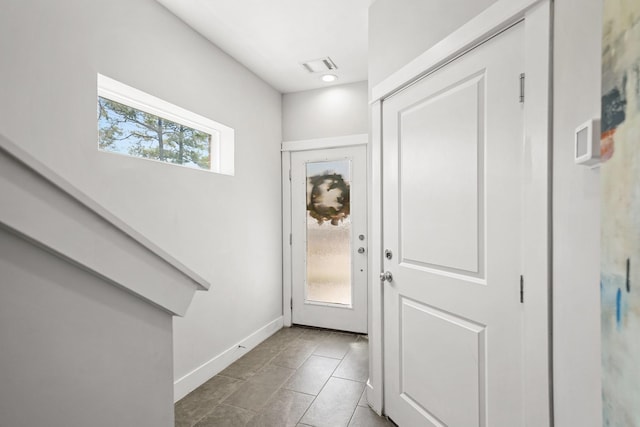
[601,1,640,425]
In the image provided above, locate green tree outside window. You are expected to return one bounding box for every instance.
[98,97,213,170]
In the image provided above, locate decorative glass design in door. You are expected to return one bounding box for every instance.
[305,160,352,305]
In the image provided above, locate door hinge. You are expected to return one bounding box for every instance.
[290,298,293,310]
[289,233,292,245]
[520,275,524,303]
[288,169,292,181]
[519,73,525,103]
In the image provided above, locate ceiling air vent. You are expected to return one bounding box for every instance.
[301,57,338,73]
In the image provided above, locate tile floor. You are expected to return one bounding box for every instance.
[175,326,395,427]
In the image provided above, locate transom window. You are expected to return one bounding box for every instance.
[97,74,234,175]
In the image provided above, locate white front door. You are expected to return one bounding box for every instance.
[290,146,367,333]
[382,22,525,426]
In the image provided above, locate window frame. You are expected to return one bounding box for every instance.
[97,74,234,175]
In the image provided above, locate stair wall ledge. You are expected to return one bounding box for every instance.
[0,133,210,316]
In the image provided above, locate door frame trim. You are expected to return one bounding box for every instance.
[368,0,553,425]
[281,134,369,328]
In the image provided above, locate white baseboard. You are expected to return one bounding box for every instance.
[173,316,283,402]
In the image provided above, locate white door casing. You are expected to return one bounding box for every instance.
[367,0,552,424]
[282,136,369,333]
[383,21,524,426]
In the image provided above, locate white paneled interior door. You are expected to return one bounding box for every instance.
[382,22,526,426]
[290,146,367,333]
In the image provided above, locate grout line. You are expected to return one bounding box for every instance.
[332,374,368,383]
[295,358,341,425]
[296,386,321,424]
[179,328,371,427]
[177,376,249,426]
[215,373,244,380]
[217,401,258,415]
[184,402,221,427]
[345,402,360,427]
[311,353,344,360]
[298,346,350,424]
[280,385,317,397]
[233,361,298,420]
[329,376,367,385]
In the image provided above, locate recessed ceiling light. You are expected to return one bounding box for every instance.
[321,74,338,83]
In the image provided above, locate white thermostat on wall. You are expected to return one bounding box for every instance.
[575,118,601,166]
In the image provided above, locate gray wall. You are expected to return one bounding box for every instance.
[0,227,174,427]
[282,81,368,141]
[0,0,283,396]
[368,0,498,89]
[552,0,602,424]
[368,0,603,424]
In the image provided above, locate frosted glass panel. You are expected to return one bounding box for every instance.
[306,160,352,305]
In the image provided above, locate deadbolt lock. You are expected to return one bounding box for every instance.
[385,249,393,260]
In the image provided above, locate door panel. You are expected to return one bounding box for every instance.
[401,298,485,427]
[291,146,367,333]
[383,23,525,427]
[400,73,483,274]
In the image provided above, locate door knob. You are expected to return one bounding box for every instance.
[358,247,365,254]
[380,271,393,282]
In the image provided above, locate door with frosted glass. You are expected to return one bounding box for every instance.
[290,146,367,333]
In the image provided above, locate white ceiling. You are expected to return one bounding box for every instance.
[156,0,372,94]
